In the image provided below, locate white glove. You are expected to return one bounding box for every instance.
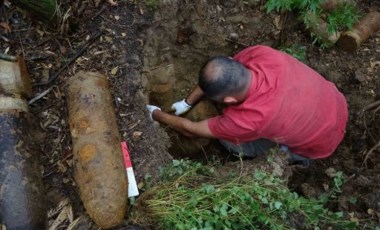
[146,105,161,120]
[171,99,192,116]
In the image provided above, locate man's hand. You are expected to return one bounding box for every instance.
[171,99,192,116]
[146,105,161,120]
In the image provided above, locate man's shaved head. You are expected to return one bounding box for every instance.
[198,56,251,101]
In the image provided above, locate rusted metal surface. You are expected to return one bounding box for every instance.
[0,56,46,229]
[338,12,380,52]
[0,109,46,229]
[67,71,128,229]
[307,12,340,46]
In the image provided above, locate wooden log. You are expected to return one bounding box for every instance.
[0,97,46,229]
[67,71,128,229]
[337,11,380,52]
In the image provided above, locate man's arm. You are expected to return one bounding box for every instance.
[152,109,215,138]
[185,85,204,105]
[171,85,205,115]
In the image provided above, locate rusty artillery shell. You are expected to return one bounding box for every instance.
[67,71,128,229]
[306,12,340,46]
[338,12,380,52]
[0,97,46,229]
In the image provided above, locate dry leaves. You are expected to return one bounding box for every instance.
[95,0,118,7]
[111,66,119,75]
[47,198,85,230]
[48,199,73,230]
[0,22,11,33]
[324,167,337,178]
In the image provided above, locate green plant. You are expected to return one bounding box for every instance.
[143,0,159,9]
[332,171,344,193]
[265,0,295,12]
[265,0,322,13]
[131,160,357,229]
[265,0,360,47]
[279,44,307,61]
[348,196,357,204]
[158,159,214,182]
[326,3,360,34]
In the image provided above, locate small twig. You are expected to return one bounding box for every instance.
[28,87,53,105]
[225,38,249,47]
[238,157,244,180]
[32,30,103,87]
[17,31,25,56]
[362,100,380,112]
[0,35,9,42]
[279,11,288,45]
[120,120,141,131]
[12,28,30,32]
[92,5,107,20]
[362,141,380,168]
[363,113,376,144]
[33,37,52,48]
[200,145,209,162]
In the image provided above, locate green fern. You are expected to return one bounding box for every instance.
[326,3,360,34]
[265,0,294,13]
[296,0,323,12]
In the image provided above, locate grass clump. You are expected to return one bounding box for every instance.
[130,159,357,230]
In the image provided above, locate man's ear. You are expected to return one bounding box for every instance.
[223,96,238,104]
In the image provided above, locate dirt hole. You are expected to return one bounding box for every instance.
[143,41,227,159]
[138,0,282,160]
[140,4,236,160]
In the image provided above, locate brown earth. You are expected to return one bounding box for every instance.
[1,0,380,229]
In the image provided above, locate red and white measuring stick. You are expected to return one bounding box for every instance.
[121,141,139,197]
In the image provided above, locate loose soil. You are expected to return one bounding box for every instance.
[1,0,380,229]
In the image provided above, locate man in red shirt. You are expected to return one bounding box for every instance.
[146,46,348,166]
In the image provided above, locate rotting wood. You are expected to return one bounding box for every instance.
[66,71,128,229]
[337,11,380,52]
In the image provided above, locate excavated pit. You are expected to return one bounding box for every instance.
[140,0,277,159]
[142,41,223,159]
[140,1,235,159]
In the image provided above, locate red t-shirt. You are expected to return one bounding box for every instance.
[207,46,348,159]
